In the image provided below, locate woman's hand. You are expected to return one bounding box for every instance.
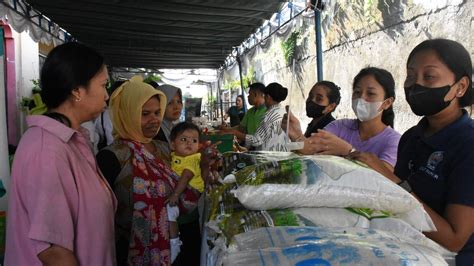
[200,140,222,170]
[217,123,228,129]
[219,128,247,142]
[297,137,323,155]
[345,151,379,167]
[307,130,353,156]
[345,151,396,178]
[207,170,221,184]
[200,141,223,188]
[282,108,304,141]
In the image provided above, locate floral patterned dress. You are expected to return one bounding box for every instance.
[100,139,200,266]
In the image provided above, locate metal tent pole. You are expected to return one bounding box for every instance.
[314,4,324,81]
[209,83,213,121]
[217,70,224,124]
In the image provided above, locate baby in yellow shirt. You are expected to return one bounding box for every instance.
[168,122,205,207]
[168,121,215,263]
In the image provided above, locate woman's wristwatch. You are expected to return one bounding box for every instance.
[397,180,412,193]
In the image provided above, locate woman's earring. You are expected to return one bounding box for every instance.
[75,97,82,102]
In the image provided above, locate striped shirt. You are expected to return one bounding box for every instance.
[245,103,289,151]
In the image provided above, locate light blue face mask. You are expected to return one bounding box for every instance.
[351,98,384,122]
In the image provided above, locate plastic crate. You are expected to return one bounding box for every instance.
[203,133,234,153]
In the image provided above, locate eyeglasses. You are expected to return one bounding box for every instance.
[179,137,199,144]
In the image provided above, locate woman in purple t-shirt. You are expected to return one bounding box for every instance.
[294,67,401,170]
[349,39,474,265]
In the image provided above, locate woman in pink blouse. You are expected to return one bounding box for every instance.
[5,42,117,265]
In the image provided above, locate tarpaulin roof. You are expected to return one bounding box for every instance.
[25,0,285,69]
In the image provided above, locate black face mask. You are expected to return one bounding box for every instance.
[404,83,454,116]
[306,100,327,118]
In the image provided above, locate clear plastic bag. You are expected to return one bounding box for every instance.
[224,226,450,265]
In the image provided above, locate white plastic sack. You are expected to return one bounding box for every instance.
[232,155,434,231]
[397,208,436,232]
[223,226,449,265]
[369,217,449,256]
[293,207,370,228]
[294,208,440,246]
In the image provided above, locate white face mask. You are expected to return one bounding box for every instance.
[352,98,384,122]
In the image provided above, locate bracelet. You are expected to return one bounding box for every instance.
[346,146,356,155]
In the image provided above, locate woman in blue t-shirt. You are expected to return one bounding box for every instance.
[225,95,246,127]
[349,39,474,265]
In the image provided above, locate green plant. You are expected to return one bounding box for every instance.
[281,31,301,65]
[242,66,255,90]
[31,79,41,93]
[223,67,256,92]
[363,0,377,23]
[208,95,216,104]
[223,79,242,91]
[21,79,42,110]
[20,79,47,115]
[20,97,32,110]
[143,74,162,84]
[207,95,218,115]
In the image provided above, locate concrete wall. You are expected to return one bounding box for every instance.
[223,0,472,133]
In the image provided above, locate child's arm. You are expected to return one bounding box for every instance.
[168,169,195,205]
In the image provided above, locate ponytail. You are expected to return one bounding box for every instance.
[382,106,395,128]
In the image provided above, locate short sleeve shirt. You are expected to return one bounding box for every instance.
[324,119,401,166]
[245,104,289,151]
[394,111,474,264]
[227,106,245,127]
[240,105,267,135]
[5,115,117,266]
[171,152,204,192]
